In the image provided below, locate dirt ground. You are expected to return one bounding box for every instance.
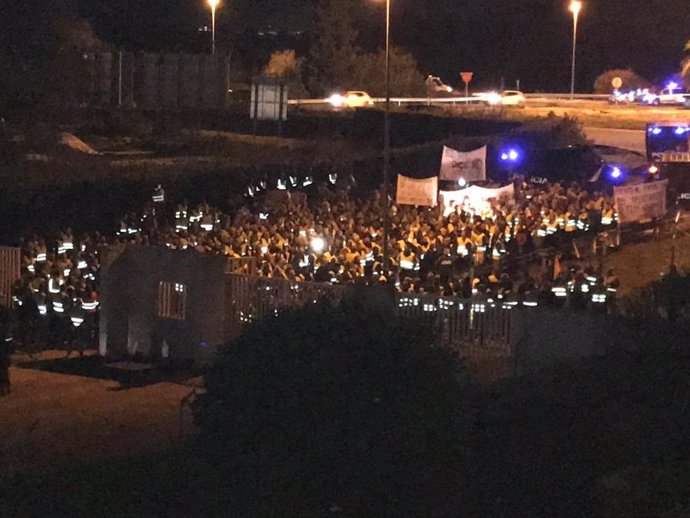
[0,350,200,477]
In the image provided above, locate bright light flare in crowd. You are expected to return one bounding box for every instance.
[569,0,582,15]
[648,164,659,175]
[310,236,326,253]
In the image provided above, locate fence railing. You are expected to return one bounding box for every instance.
[0,247,20,309]
[224,274,521,356]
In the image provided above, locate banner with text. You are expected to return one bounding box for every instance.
[439,145,487,183]
[396,175,438,207]
[439,184,515,217]
[613,180,668,223]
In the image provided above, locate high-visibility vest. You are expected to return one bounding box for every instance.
[565,213,577,232]
[399,252,416,270]
[601,209,614,226]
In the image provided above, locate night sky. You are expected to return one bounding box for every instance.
[8,0,690,92]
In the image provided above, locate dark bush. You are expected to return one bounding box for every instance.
[194,295,472,517]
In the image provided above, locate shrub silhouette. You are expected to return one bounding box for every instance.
[194,296,471,517]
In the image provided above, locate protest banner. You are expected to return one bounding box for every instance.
[396,175,438,207]
[439,184,515,216]
[439,145,487,183]
[613,180,667,223]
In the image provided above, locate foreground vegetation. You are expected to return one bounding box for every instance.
[3,297,690,517]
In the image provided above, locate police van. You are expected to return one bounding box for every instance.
[492,144,651,192]
[646,122,690,202]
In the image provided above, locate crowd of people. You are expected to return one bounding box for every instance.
[119,177,620,297]
[8,175,623,357]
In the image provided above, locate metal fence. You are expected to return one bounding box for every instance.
[68,51,231,111]
[0,247,20,309]
[224,274,521,357]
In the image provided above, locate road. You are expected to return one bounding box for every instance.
[584,127,646,153]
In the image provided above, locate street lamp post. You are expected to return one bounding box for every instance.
[381,0,391,278]
[569,0,582,99]
[208,0,220,55]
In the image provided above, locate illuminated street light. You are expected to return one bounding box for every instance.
[208,0,220,55]
[372,0,392,278]
[569,1,582,100]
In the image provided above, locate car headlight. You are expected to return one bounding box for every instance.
[486,92,502,105]
[327,94,345,107]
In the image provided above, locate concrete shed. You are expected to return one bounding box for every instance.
[99,245,228,366]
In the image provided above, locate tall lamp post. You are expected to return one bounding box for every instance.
[378,0,391,278]
[208,0,220,55]
[569,0,582,99]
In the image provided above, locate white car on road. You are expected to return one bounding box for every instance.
[645,88,686,106]
[327,90,374,109]
[474,90,526,107]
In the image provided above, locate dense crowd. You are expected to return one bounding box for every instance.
[10,177,622,351]
[117,177,619,295]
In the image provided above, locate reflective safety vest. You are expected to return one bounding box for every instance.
[200,215,214,231]
[399,253,417,271]
[601,209,614,226]
[48,277,62,294]
[591,292,607,304]
[522,291,539,307]
[565,214,577,232]
[492,243,506,259]
[577,214,589,231]
[546,222,559,235]
[82,300,99,312]
[552,286,568,298]
[70,306,86,327]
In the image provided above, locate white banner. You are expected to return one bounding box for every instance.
[439,145,487,183]
[396,175,438,207]
[439,184,515,217]
[613,179,668,223]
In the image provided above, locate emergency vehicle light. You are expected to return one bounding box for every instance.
[649,126,662,135]
[674,127,689,135]
[500,147,522,163]
[608,166,623,181]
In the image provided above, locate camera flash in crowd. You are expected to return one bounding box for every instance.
[310,236,326,253]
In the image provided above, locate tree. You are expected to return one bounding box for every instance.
[351,45,425,97]
[194,296,471,516]
[593,69,649,94]
[46,17,109,109]
[306,0,361,96]
[263,49,308,98]
[0,1,107,114]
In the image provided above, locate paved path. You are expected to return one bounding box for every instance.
[0,351,196,476]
